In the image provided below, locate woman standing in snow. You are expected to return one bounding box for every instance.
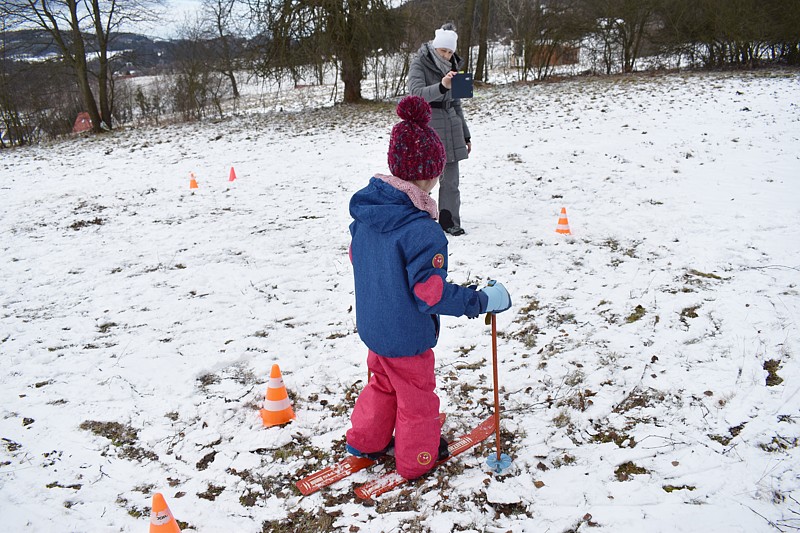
[408,22,471,236]
[345,96,510,480]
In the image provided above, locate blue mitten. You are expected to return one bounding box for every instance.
[481,281,511,313]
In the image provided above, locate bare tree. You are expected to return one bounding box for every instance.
[1,19,84,144]
[246,0,404,103]
[0,16,26,146]
[577,0,655,74]
[614,0,655,72]
[133,74,168,125]
[170,16,229,120]
[1,0,163,133]
[497,0,581,81]
[202,0,244,98]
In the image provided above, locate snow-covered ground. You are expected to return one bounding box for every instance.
[1,68,799,532]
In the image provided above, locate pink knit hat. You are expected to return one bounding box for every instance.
[388,96,446,181]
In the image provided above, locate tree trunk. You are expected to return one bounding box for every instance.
[341,54,363,103]
[461,0,477,72]
[221,39,240,98]
[91,0,112,129]
[217,15,240,98]
[97,51,112,128]
[64,2,103,132]
[75,61,103,133]
[474,0,491,81]
[630,16,648,72]
[226,71,240,98]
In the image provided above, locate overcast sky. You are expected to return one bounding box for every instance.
[130,0,204,39]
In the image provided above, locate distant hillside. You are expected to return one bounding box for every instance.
[3,29,178,71]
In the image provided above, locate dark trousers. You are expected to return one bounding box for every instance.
[438,161,461,228]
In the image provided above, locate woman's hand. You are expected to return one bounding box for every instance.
[466,141,472,155]
[441,70,456,89]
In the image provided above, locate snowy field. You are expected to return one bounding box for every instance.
[1,68,799,532]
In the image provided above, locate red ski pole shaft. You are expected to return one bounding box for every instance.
[491,313,502,461]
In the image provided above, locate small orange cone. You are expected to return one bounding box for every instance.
[149,493,181,533]
[189,172,198,189]
[229,166,237,182]
[555,207,572,235]
[260,364,296,427]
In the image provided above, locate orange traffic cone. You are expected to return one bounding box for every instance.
[229,166,237,182]
[555,207,572,235]
[189,172,198,189]
[150,493,181,533]
[260,364,296,427]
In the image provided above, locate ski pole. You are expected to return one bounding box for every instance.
[486,307,512,473]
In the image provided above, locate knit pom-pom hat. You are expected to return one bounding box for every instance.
[388,95,446,181]
[432,23,458,52]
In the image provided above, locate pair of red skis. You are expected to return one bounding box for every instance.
[297,312,510,499]
[295,414,496,499]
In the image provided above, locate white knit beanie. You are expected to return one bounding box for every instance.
[432,24,458,52]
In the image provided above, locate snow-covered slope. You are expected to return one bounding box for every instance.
[1,68,798,532]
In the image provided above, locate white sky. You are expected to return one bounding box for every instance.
[127,0,204,39]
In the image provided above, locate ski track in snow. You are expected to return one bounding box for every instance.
[1,69,799,532]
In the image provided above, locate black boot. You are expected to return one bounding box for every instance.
[439,210,454,232]
[438,436,450,461]
[346,437,394,460]
[445,225,466,236]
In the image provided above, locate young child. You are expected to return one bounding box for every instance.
[345,95,512,480]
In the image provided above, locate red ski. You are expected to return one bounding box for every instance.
[296,413,446,496]
[354,415,496,500]
[296,455,379,495]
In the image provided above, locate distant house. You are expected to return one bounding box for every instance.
[530,44,580,67]
[510,41,580,68]
[73,112,92,133]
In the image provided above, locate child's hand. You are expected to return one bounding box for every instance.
[481,281,511,313]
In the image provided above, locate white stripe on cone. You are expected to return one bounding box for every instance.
[151,510,173,525]
[264,397,292,411]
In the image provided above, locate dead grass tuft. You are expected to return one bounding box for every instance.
[625,305,646,323]
[197,483,225,501]
[79,421,138,447]
[764,359,783,386]
[663,484,696,492]
[614,461,648,481]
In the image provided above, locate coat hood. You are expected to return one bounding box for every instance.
[350,177,431,234]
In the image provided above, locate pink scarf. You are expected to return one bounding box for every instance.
[375,174,439,221]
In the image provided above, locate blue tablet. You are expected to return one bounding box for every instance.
[452,73,473,99]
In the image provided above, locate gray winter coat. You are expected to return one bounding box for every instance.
[407,44,471,163]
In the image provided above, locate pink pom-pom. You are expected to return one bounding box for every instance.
[396,95,431,125]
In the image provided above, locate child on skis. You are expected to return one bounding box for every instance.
[345,95,512,480]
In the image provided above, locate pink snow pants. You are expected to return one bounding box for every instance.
[346,349,441,480]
